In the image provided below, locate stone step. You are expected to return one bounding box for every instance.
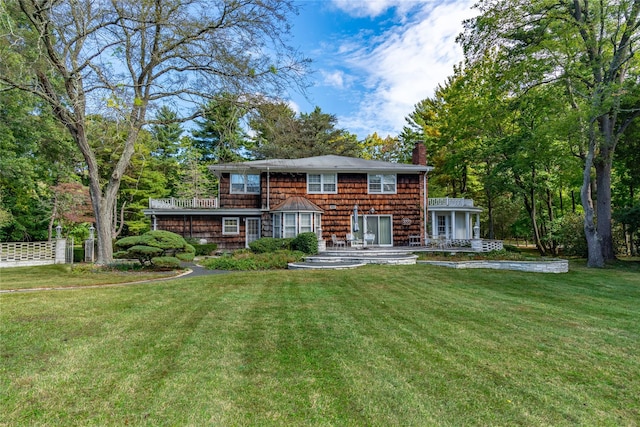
[304,253,418,265]
[288,261,366,270]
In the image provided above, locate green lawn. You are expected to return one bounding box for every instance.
[0,264,178,291]
[1,262,639,425]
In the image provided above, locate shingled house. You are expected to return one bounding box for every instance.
[144,143,490,251]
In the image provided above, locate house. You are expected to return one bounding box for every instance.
[143,143,488,250]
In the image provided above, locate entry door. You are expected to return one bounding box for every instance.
[246,218,261,247]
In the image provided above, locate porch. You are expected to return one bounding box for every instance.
[428,197,483,241]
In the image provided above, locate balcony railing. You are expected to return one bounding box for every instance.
[428,197,475,207]
[149,197,218,209]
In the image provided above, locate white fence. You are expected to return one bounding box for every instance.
[149,197,218,209]
[0,240,70,268]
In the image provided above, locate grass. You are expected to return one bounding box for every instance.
[0,264,179,291]
[1,261,639,425]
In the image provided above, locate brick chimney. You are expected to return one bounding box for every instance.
[412,141,427,165]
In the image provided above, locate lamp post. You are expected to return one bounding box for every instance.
[89,224,95,240]
[55,224,62,239]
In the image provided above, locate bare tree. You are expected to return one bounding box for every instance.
[0,0,309,264]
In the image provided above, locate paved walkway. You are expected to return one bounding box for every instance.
[179,263,230,278]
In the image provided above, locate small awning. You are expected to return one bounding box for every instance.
[270,196,324,213]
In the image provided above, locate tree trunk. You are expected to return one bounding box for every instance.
[524,192,545,256]
[595,143,616,261]
[486,189,495,240]
[581,133,604,268]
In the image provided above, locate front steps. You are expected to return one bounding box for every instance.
[288,248,418,270]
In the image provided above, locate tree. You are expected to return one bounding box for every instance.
[1,0,308,264]
[359,133,407,162]
[460,0,640,267]
[0,89,79,241]
[249,103,360,159]
[149,106,183,198]
[191,93,248,163]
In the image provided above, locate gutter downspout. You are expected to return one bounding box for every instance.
[266,167,270,210]
[424,171,428,243]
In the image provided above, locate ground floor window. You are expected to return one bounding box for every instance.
[272,212,321,238]
[222,217,240,235]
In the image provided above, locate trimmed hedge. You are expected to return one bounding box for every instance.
[115,230,194,268]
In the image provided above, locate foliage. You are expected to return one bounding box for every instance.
[359,133,410,163]
[114,230,194,267]
[249,237,293,253]
[150,256,182,270]
[459,0,640,266]
[291,232,319,255]
[201,250,304,270]
[0,90,79,241]
[544,213,588,258]
[614,204,640,235]
[191,243,219,256]
[1,0,309,263]
[191,93,248,163]
[249,103,360,159]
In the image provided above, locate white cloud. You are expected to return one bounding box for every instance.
[334,0,478,138]
[320,69,348,89]
[331,0,423,18]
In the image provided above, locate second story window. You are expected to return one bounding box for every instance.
[368,174,396,194]
[307,173,337,194]
[230,174,260,194]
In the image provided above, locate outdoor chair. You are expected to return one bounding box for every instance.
[331,234,346,249]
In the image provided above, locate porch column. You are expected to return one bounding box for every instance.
[450,211,456,240]
[465,212,470,239]
[431,210,437,238]
[475,214,481,239]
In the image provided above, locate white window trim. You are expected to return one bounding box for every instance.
[222,217,240,235]
[230,173,260,194]
[368,173,397,194]
[307,173,338,194]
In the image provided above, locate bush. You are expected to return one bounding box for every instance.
[192,243,218,256]
[114,230,195,268]
[151,256,182,270]
[547,213,588,257]
[201,250,305,270]
[249,237,293,253]
[292,232,319,255]
[73,247,84,263]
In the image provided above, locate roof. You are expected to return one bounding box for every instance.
[270,196,323,212]
[209,155,432,174]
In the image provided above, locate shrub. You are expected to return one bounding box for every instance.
[546,213,588,257]
[73,247,84,263]
[292,232,318,255]
[192,243,218,256]
[151,256,182,270]
[114,230,194,268]
[249,237,293,253]
[201,250,305,270]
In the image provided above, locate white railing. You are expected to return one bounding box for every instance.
[149,197,218,209]
[428,197,475,207]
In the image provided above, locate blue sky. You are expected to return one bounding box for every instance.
[287,0,477,140]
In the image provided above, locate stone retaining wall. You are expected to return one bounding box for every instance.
[419,259,569,273]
